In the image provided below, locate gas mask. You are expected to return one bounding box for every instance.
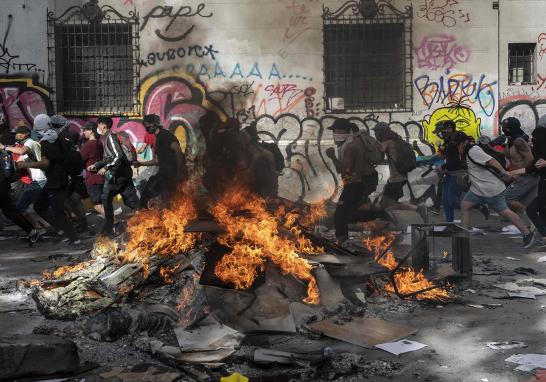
[333,133,351,147]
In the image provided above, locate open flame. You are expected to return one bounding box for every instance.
[123,192,199,274]
[364,232,450,301]
[212,185,321,304]
[43,261,94,280]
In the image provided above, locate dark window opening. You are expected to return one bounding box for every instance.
[47,4,140,115]
[508,43,536,85]
[322,3,412,113]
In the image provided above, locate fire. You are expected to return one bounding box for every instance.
[300,199,327,227]
[212,185,321,304]
[43,261,94,280]
[364,233,451,301]
[124,193,199,273]
[160,263,182,285]
[93,235,119,258]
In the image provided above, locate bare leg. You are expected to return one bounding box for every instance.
[508,200,525,213]
[498,208,530,235]
[93,203,105,217]
[461,201,475,228]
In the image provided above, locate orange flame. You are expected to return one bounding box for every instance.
[160,263,182,285]
[43,261,94,280]
[123,193,199,275]
[364,233,451,301]
[212,185,321,304]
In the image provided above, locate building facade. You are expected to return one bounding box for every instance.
[1,0,545,203]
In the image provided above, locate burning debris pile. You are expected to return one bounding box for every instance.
[25,183,453,379]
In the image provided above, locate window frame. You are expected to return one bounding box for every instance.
[508,43,537,86]
[322,0,413,114]
[47,1,140,116]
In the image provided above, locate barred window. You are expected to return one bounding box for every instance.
[508,43,536,85]
[47,2,140,115]
[322,1,412,113]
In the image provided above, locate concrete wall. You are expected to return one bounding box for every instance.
[0,0,544,204]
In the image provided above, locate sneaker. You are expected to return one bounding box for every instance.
[523,231,537,249]
[417,204,428,223]
[29,229,41,244]
[480,205,490,220]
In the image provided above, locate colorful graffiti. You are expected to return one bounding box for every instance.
[417,0,471,27]
[422,104,482,148]
[1,71,442,205]
[414,72,498,117]
[414,34,470,70]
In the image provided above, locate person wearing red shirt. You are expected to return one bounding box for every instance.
[81,122,105,216]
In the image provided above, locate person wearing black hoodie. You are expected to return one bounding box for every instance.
[510,117,546,244]
[501,117,538,213]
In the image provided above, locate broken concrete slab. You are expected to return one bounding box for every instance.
[310,317,418,349]
[0,334,80,380]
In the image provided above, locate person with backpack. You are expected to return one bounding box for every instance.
[135,114,187,208]
[16,114,80,244]
[510,119,546,247]
[373,123,427,222]
[88,116,139,235]
[81,122,105,217]
[498,117,538,214]
[325,119,392,244]
[0,123,37,241]
[456,131,536,248]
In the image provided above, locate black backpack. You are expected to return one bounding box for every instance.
[58,138,84,176]
[478,143,507,170]
[466,144,511,185]
[0,149,16,182]
[392,138,417,174]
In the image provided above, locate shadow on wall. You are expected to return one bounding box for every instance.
[0,72,439,204]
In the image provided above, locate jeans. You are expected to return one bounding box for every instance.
[0,180,33,233]
[334,181,382,237]
[139,173,177,209]
[442,174,463,222]
[102,175,139,233]
[526,196,546,236]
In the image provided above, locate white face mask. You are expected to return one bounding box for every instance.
[333,133,351,146]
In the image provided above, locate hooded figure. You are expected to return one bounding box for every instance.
[501,117,529,146]
[33,114,57,143]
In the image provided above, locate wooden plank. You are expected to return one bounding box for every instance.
[309,317,418,348]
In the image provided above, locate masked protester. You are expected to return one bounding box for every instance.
[81,122,105,217]
[135,114,187,208]
[0,123,36,240]
[0,125,53,242]
[510,121,546,247]
[499,117,538,213]
[88,116,139,236]
[16,114,80,244]
[374,123,427,221]
[458,130,535,249]
[326,119,392,244]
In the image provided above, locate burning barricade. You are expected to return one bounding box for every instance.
[25,182,455,378]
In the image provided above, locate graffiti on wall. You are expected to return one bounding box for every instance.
[278,0,311,59]
[538,33,546,61]
[139,44,219,68]
[0,71,441,205]
[499,96,546,136]
[417,0,470,27]
[414,71,498,117]
[422,104,482,148]
[414,34,470,70]
[186,62,287,82]
[140,4,213,42]
[1,15,43,74]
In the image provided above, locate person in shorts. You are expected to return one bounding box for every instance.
[81,122,105,217]
[456,131,535,248]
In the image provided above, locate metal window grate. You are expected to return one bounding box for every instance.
[508,43,536,85]
[47,1,140,115]
[322,1,412,113]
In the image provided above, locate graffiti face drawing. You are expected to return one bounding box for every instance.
[422,106,481,148]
